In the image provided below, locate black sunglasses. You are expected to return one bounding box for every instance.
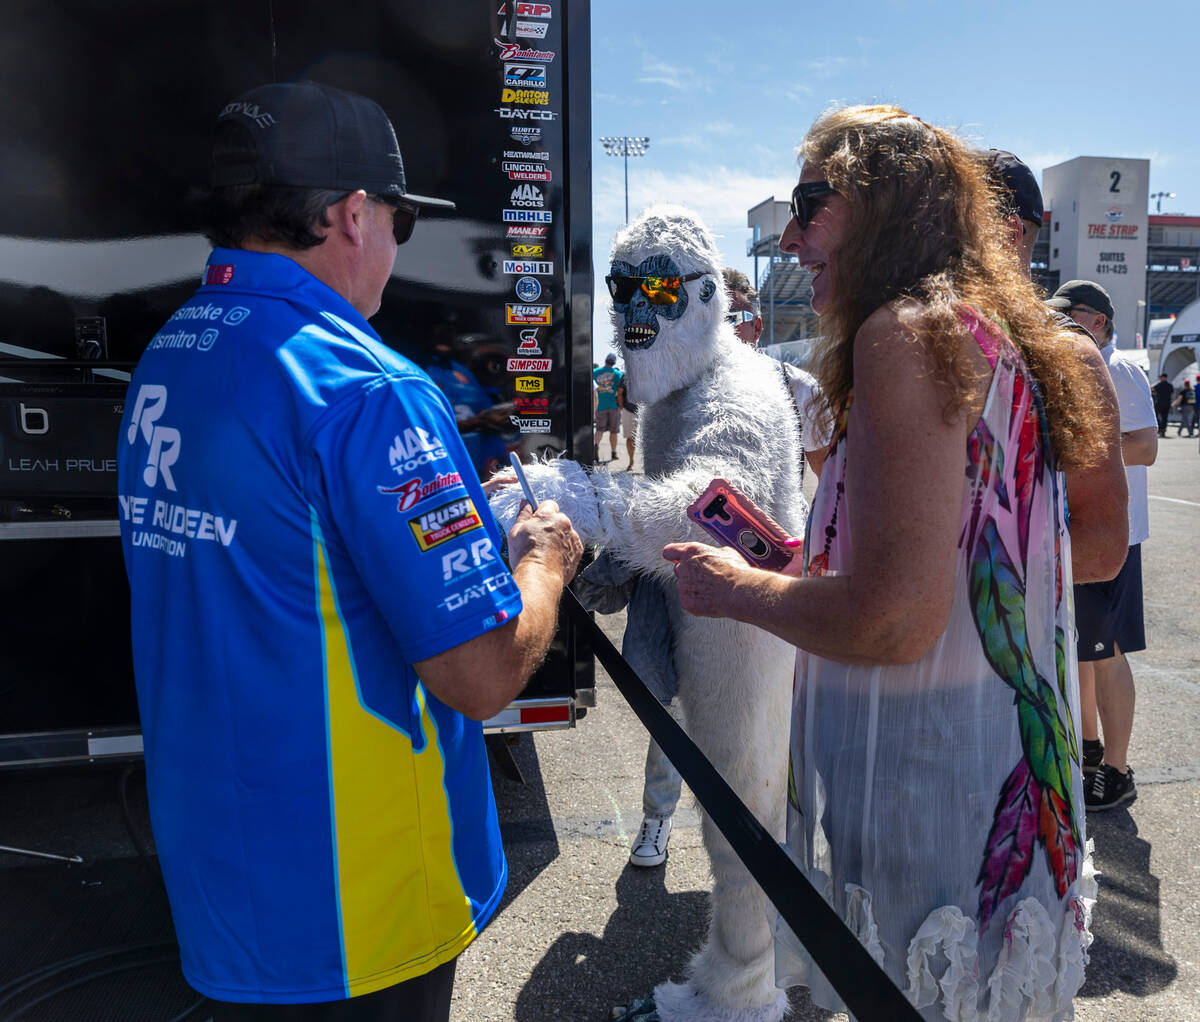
[605,271,706,305]
[790,181,835,231]
[371,195,420,245]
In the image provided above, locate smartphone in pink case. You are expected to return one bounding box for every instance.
[686,478,799,573]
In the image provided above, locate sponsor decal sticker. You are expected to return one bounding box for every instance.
[509,184,545,208]
[510,125,544,146]
[503,208,553,223]
[503,148,550,161]
[482,609,509,628]
[504,63,547,88]
[514,395,549,411]
[205,264,234,285]
[509,415,552,434]
[507,223,548,239]
[388,427,448,474]
[515,376,545,392]
[494,40,555,62]
[507,357,552,371]
[515,276,542,301]
[516,2,552,16]
[495,107,557,121]
[501,88,550,106]
[506,304,552,325]
[436,571,516,612]
[1104,207,1124,223]
[503,161,552,182]
[517,328,543,354]
[503,260,553,275]
[511,243,545,257]
[515,19,549,38]
[377,470,463,512]
[409,498,483,552]
[441,537,497,580]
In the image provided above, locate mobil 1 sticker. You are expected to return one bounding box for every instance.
[503,260,553,275]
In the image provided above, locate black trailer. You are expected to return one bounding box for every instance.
[0,0,594,769]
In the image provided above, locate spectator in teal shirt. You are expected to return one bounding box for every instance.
[593,353,623,461]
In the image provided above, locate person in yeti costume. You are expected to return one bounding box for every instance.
[489,205,806,1022]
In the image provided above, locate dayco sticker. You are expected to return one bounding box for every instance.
[495,107,558,121]
[507,357,551,371]
[515,376,544,392]
[505,304,551,325]
[409,498,483,552]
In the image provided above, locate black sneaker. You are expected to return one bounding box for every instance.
[1085,764,1136,811]
[1082,739,1104,777]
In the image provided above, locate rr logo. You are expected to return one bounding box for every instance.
[127,385,181,490]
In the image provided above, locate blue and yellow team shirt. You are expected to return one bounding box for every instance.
[117,249,520,1004]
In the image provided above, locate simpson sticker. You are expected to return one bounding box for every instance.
[507,357,551,371]
[409,498,483,552]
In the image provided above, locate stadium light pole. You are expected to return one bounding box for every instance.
[1151,190,1175,214]
[600,136,650,224]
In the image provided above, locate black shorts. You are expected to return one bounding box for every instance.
[1074,543,1146,661]
[209,958,456,1022]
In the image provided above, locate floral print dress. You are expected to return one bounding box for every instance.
[776,309,1096,1022]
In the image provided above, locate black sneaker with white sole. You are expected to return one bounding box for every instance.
[1082,739,1104,777]
[1085,763,1136,811]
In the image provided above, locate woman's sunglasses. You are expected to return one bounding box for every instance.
[789,181,835,231]
[605,271,706,306]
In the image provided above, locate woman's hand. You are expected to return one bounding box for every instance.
[662,542,756,618]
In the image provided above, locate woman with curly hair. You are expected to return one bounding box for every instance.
[664,106,1127,1021]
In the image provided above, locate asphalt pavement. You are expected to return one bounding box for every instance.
[452,435,1200,1022]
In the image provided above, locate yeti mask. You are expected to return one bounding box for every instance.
[608,204,733,405]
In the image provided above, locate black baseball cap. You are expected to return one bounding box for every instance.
[604,353,617,365]
[1046,280,1115,322]
[980,149,1043,227]
[211,81,455,211]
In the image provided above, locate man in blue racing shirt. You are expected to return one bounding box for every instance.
[116,81,582,1022]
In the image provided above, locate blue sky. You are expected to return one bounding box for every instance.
[588,0,1199,360]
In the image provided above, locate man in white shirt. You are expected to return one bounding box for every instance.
[1047,280,1158,811]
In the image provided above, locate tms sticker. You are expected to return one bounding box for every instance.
[515,376,544,392]
[409,498,483,552]
[515,276,542,301]
[377,470,463,512]
[505,304,551,325]
[441,537,497,580]
[507,357,552,371]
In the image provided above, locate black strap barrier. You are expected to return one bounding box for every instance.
[565,590,925,1022]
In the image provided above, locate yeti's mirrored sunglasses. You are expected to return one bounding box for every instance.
[726,310,756,325]
[605,271,706,305]
[789,181,835,231]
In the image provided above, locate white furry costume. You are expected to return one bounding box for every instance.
[490,206,807,1022]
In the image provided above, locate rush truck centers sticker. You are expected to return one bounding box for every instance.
[409,498,483,552]
[505,304,551,325]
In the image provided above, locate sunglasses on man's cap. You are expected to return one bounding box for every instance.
[790,181,835,231]
[605,271,707,306]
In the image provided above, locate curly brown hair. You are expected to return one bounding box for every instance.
[800,105,1107,470]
